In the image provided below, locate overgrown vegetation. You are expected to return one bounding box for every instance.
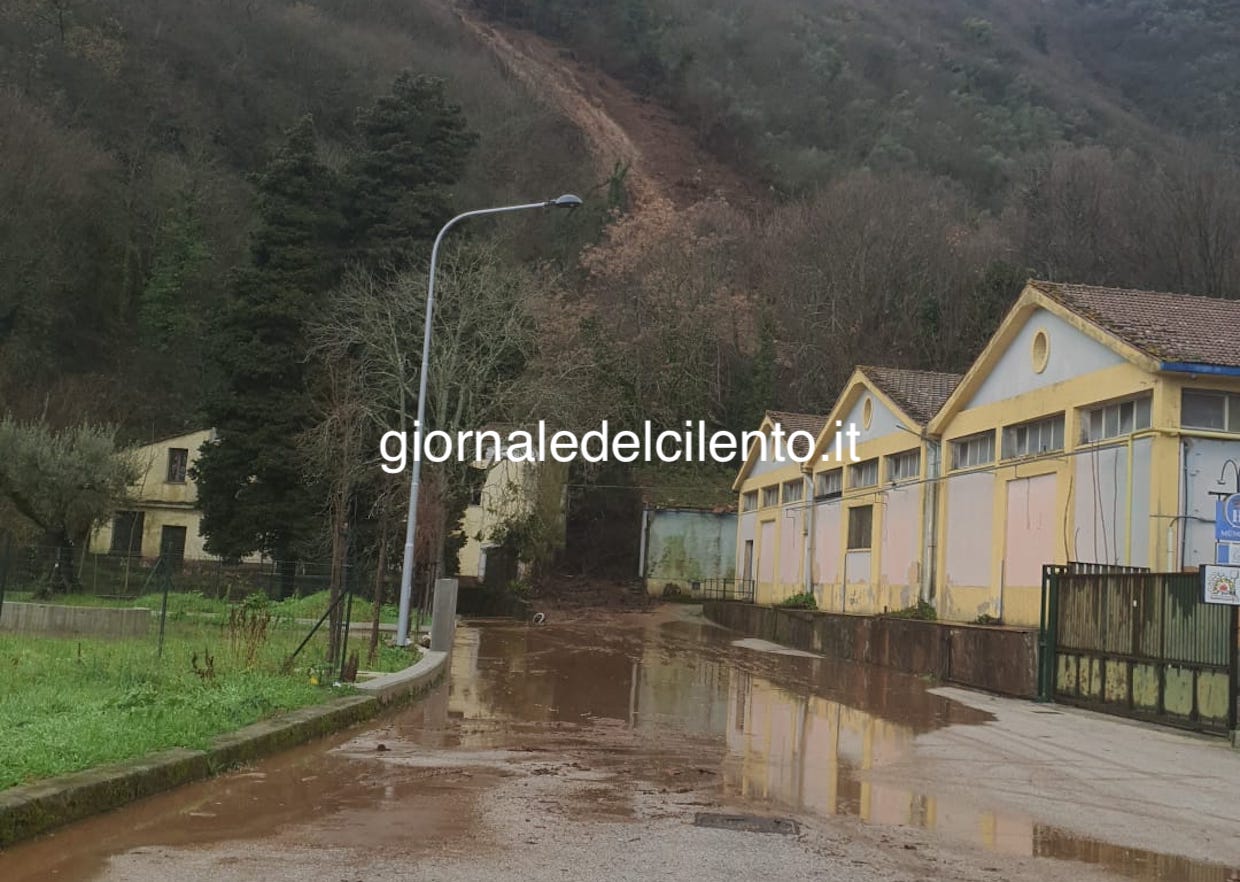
[887,600,938,621]
[777,592,818,610]
[0,617,417,790]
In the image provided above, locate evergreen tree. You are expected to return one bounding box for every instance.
[193,116,343,584]
[344,72,478,270]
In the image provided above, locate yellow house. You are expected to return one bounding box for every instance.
[90,428,221,564]
[457,453,568,583]
[735,279,1240,628]
[807,366,961,614]
[929,280,1240,626]
[733,411,826,604]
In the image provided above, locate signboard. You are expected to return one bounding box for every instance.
[1202,564,1240,605]
[1216,543,1240,565]
[1215,493,1240,541]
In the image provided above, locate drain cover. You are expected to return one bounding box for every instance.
[693,812,799,835]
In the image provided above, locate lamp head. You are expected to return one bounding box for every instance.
[548,194,583,209]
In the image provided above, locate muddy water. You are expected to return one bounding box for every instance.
[0,608,1233,882]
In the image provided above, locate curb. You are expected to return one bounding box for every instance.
[0,651,448,848]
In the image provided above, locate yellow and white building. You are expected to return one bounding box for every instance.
[736,280,1240,626]
[90,428,220,563]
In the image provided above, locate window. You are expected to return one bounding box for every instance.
[849,458,878,488]
[952,432,994,469]
[1002,414,1065,459]
[761,485,779,508]
[815,469,842,499]
[109,511,144,556]
[1082,396,1152,443]
[166,448,189,483]
[847,505,873,549]
[1182,390,1240,432]
[782,479,803,504]
[887,449,920,483]
[741,490,758,512]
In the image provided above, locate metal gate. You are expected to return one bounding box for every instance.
[1039,564,1238,734]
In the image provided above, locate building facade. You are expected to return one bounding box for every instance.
[736,280,1240,626]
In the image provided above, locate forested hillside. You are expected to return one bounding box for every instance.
[2,0,1239,573]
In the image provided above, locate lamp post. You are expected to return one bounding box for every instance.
[394,195,582,647]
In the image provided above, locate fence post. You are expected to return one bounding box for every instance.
[429,578,458,653]
[0,533,10,625]
[1231,604,1239,749]
[157,557,171,658]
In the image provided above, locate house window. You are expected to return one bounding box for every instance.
[1082,396,1152,443]
[167,448,189,483]
[761,486,779,508]
[741,490,758,512]
[887,449,920,483]
[1182,390,1240,432]
[847,505,873,549]
[109,511,145,556]
[952,432,994,469]
[1002,414,1065,459]
[782,478,804,504]
[815,469,842,499]
[849,458,878,488]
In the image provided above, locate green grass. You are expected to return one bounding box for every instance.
[4,589,404,625]
[0,616,420,790]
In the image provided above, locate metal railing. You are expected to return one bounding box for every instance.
[697,578,756,603]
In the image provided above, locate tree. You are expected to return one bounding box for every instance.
[0,417,140,592]
[194,116,343,590]
[344,72,478,271]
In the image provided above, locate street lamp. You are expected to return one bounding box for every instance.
[394,195,583,646]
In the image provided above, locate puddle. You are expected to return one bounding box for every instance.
[0,608,1235,882]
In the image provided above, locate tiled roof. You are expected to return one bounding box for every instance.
[764,410,827,457]
[1032,280,1240,368]
[858,366,963,424]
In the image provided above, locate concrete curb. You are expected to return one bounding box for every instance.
[0,650,448,848]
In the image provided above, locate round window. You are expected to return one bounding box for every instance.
[1032,329,1050,373]
[862,396,873,429]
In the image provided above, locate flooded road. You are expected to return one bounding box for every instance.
[1,607,1237,882]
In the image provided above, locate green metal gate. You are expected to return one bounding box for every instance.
[1039,564,1239,734]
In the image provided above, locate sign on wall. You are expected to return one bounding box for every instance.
[1202,564,1240,605]
[1214,493,1240,542]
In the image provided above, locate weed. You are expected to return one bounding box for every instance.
[778,592,818,610]
[887,599,937,620]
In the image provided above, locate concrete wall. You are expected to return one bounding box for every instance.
[703,601,1038,699]
[0,602,150,637]
[642,508,737,596]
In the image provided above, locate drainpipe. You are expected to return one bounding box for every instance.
[802,468,814,601]
[638,507,650,583]
[921,439,941,604]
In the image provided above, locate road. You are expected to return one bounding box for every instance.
[2,605,1238,882]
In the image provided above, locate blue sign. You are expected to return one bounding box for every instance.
[1216,493,1240,542]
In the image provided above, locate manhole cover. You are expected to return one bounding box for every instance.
[693,812,799,835]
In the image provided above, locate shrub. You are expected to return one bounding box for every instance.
[887,599,937,620]
[778,592,817,610]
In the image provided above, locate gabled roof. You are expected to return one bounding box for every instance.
[764,410,827,457]
[1032,280,1240,369]
[732,410,828,490]
[857,366,963,424]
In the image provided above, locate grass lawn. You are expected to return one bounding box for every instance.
[0,613,420,790]
[2,589,406,626]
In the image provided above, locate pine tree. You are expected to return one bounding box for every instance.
[344,72,478,271]
[193,116,344,585]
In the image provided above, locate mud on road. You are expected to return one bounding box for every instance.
[1,606,1235,882]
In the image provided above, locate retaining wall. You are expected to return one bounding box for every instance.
[704,601,1037,698]
[0,602,150,637]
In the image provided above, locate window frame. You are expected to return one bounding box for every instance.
[847,505,874,550]
[761,485,779,508]
[1181,389,1240,433]
[849,458,879,489]
[166,448,189,484]
[782,478,804,504]
[741,490,759,512]
[1002,413,1065,460]
[815,469,843,499]
[951,432,995,470]
[1081,395,1152,443]
[886,449,920,483]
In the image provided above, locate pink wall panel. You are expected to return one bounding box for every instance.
[1003,473,1057,588]
[945,472,994,587]
[757,521,776,582]
[880,487,919,587]
[813,502,842,584]
[779,508,803,584]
